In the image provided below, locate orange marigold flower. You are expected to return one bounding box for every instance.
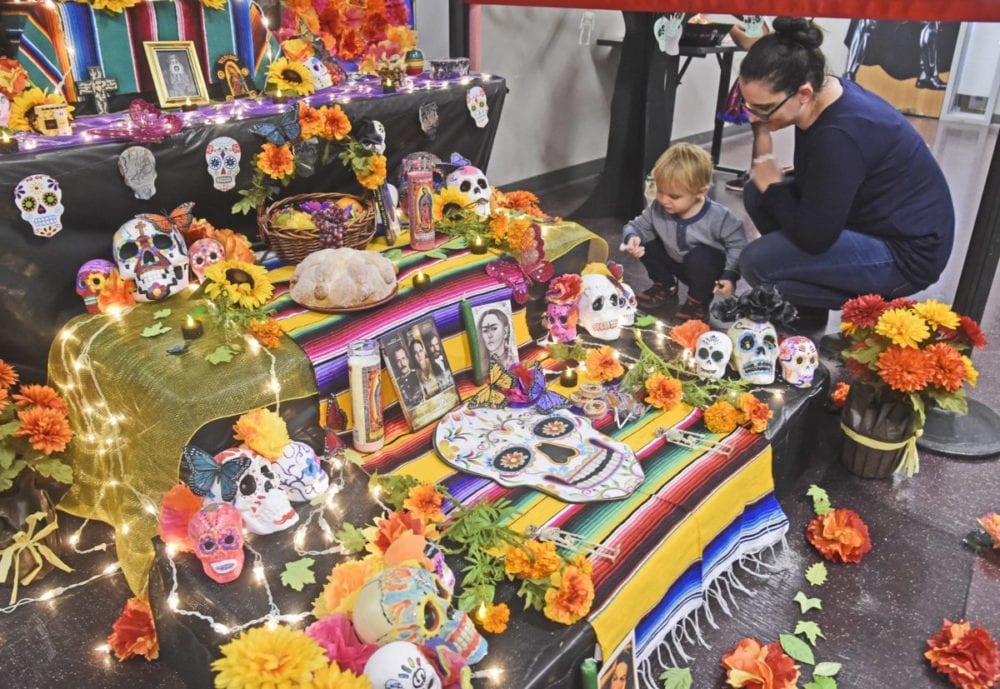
[205,228,256,264]
[831,381,851,409]
[108,595,159,661]
[249,318,283,349]
[805,507,872,564]
[494,189,549,218]
[403,483,445,524]
[357,154,387,189]
[15,406,73,455]
[13,384,67,412]
[721,637,800,689]
[703,400,741,434]
[585,346,624,382]
[738,392,772,433]
[645,372,683,410]
[257,142,295,180]
[978,513,1000,550]
[571,555,593,577]
[925,619,1000,689]
[313,556,384,617]
[876,346,933,393]
[479,602,510,634]
[543,565,594,625]
[925,343,968,393]
[320,104,352,140]
[182,217,215,245]
[0,358,18,390]
[298,101,324,139]
[504,540,561,580]
[97,272,137,314]
[371,510,430,554]
[504,218,536,254]
[669,319,710,351]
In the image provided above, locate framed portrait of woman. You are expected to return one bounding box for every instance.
[470,301,519,380]
[144,41,210,108]
[379,318,459,431]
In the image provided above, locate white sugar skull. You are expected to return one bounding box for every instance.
[619,282,637,327]
[577,273,624,341]
[445,165,490,219]
[364,642,442,689]
[188,502,245,584]
[272,441,329,502]
[188,238,225,283]
[75,259,116,314]
[435,405,644,502]
[113,216,189,301]
[217,447,298,535]
[778,335,818,388]
[466,86,488,128]
[14,174,63,238]
[728,318,779,384]
[304,57,333,90]
[118,146,157,200]
[694,331,732,380]
[205,137,241,192]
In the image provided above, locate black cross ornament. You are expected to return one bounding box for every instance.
[77,65,118,115]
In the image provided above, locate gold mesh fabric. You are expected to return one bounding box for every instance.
[48,296,317,594]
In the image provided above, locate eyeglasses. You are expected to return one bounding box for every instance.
[738,91,795,121]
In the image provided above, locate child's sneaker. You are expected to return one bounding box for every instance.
[674,297,708,322]
[636,281,677,308]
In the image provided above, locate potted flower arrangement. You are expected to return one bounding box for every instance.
[838,295,986,478]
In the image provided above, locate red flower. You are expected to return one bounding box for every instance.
[950,316,989,350]
[721,637,800,689]
[805,508,872,563]
[108,596,159,661]
[925,619,1000,689]
[546,274,583,305]
[831,382,850,409]
[841,294,888,329]
[885,297,917,310]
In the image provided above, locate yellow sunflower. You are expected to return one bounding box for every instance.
[266,58,315,97]
[204,260,274,309]
[9,89,73,132]
[874,308,930,348]
[433,187,472,220]
[212,626,327,689]
[913,299,960,331]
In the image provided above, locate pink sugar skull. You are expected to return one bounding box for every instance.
[189,238,225,283]
[188,503,245,583]
[778,335,818,388]
[544,302,578,343]
[75,259,116,314]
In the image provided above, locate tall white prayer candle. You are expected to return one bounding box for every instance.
[348,339,384,453]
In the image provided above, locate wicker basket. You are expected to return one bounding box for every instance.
[258,192,377,264]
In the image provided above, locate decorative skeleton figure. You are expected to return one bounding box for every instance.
[778,335,818,388]
[693,330,732,380]
[728,318,779,384]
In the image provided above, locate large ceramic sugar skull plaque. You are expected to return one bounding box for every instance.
[14,174,63,238]
[435,405,643,502]
[188,502,244,584]
[778,335,818,388]
[728,318,778,384]
[113,216,189,301]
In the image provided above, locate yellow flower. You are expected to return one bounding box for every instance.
[403,483,445,524]
[874,308,930,348]
[233,408,290,460]
[311,663,372,689]
[503,540,561,579]
[913,299,960,331]
[211,626,327,689]
[356,154,387,190]
[204,260,274,309]
[266,57,315,96]
[433,187,472,220]
[961,355,979,387]
[9,89,73,132]
[90,0,138,13]
[478,602,510,634]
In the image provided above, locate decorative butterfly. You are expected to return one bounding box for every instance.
[504,361,569,413]
[183,445,250,502]
[486,224,554,304]
[251,108,301,146]
[90,99,182,144]
[468,358,514,409]
[139,202,195,236]
[324,395,348,454]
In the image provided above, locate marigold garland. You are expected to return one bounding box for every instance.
[256,142,295,181]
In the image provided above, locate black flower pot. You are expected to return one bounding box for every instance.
[839,383,916,479]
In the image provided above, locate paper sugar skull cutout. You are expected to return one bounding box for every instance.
[466,86,488,128]
[728,318,779,384]
[364,642,442,689]
[653,13,684,55]
[188,238,225,283]
[188,502,245,584]
[216,447,299,535]
[14,174,63,238]
[304,57,333,90]
[694,331,732,380]
[76,259,116,314]
[419,102,439,139]
[436,405,644,502]
[779,336,818,388]
[619,282,637,327]
[544,302,579,343]
[445,166,490,219]
[577,273,624,341]
[272,441,329,502]
[118,146,157,200]
[113,216,189,301]
[205,137,241,192]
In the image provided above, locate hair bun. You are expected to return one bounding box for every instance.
[772,16,823,50]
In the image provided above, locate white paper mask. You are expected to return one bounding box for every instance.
[466,86,488,128]
[217,447,299,535]
[577,273,624,341]
[364,641,442,689]
[728,318,779,384]
[188,238,225,283]
[435,405,644,502]
[303,57,333,90]
[778,335,818,388]
[272,441,329,502]
[14,174,63,238]
[445,165,490,219]
[118,146,157,200]
[619,282,637,327]
[205,137,241,192]
[113,216,189,301]
[694,330,732,380]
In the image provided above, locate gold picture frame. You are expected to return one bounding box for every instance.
[143,41,210,108]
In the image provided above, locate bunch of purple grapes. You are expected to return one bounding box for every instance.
[314,206,347,248]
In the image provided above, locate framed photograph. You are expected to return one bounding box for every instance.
[214,53,258,101]
[380,317,459,431]
[470,301,519,378]
[144,41,210,108]
[598,633,638,689]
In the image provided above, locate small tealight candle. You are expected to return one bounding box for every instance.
[412,271,431,290]
[0,132,18,154]
[559,366,579,388]
[181,97,197,112]
[469,235,487,254]
[181,315,204,340]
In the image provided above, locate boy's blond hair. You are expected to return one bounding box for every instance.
[652,143,713,194]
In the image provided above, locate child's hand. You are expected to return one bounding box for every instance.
[623,235,645,258]
[713,279,736,296]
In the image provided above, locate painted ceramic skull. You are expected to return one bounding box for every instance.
[188,502,244,584]
[362,120,387,155]
[188,238,225,283]
[543,302,579,343]
[364,641,442,689]
[619,282,637,327]
[778,335,818,388]
[424,540,456,594]
[205,137,241,192]
[353,565,487,665]
[465,86,488,128]
[272,441,329,502]
[118,146,157,200]
[435,405,644,502]
[304,57,333,90]
[694,331,732,380]
[76,259,116,314]
[113,216,189,301]
[577,273,624,341]
[728,318,779,384]
[14,174,63,237]
[216,447,299,535]
[445,166,490,219]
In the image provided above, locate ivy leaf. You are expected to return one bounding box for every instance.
[335,523,368,554]
[30,458,73,483]
[779,633,816,665]
[659,667,692,689]
[205,345,239,365]
[794,591,823,613]
[382,248,404,261]
[795,620,825,646]
[804,676,838,689]
[280,558,316,591]
[806,562,829,586]
[441,237,469,250]
[0,419,20,439]
[634,314,657,328]
[813,662,842,677]
[424,249,447,260]
[0,445,15,469]
[153,308,172,320]
[806,484,832,515]
[141,323,172,338]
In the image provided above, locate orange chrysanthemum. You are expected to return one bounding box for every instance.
[504,540,561,580]
[543,565,594,625]
[645,372,683,410]
[831,381,851,409]
[249,318,283,349]
[805,508,872,564]
[479,602,510,634]
[320,105,352,140]
[704,400,740,434]
[925,619,1000,689]
[721,637,800,689]
[12,384,67,412]
[371,511,431,554]
[298,101,324,140]
[402,483,445,525]
[313,555,384,617]
[876,346,933,393]
[0,358,18,390]
[205,228,256,264]
[738,392,773,434]
[0,387,8,415]
[504,218,536,254]
[492,189,550,219]
[670,319,711,352]
[15,406,73,455]
[108,595,159,661]
[356,154,387,189]
[978,513,1000,550]
[925,343,968,393]
[585,346,624,383]
[257,143,295,180]
[232,408,290,460]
